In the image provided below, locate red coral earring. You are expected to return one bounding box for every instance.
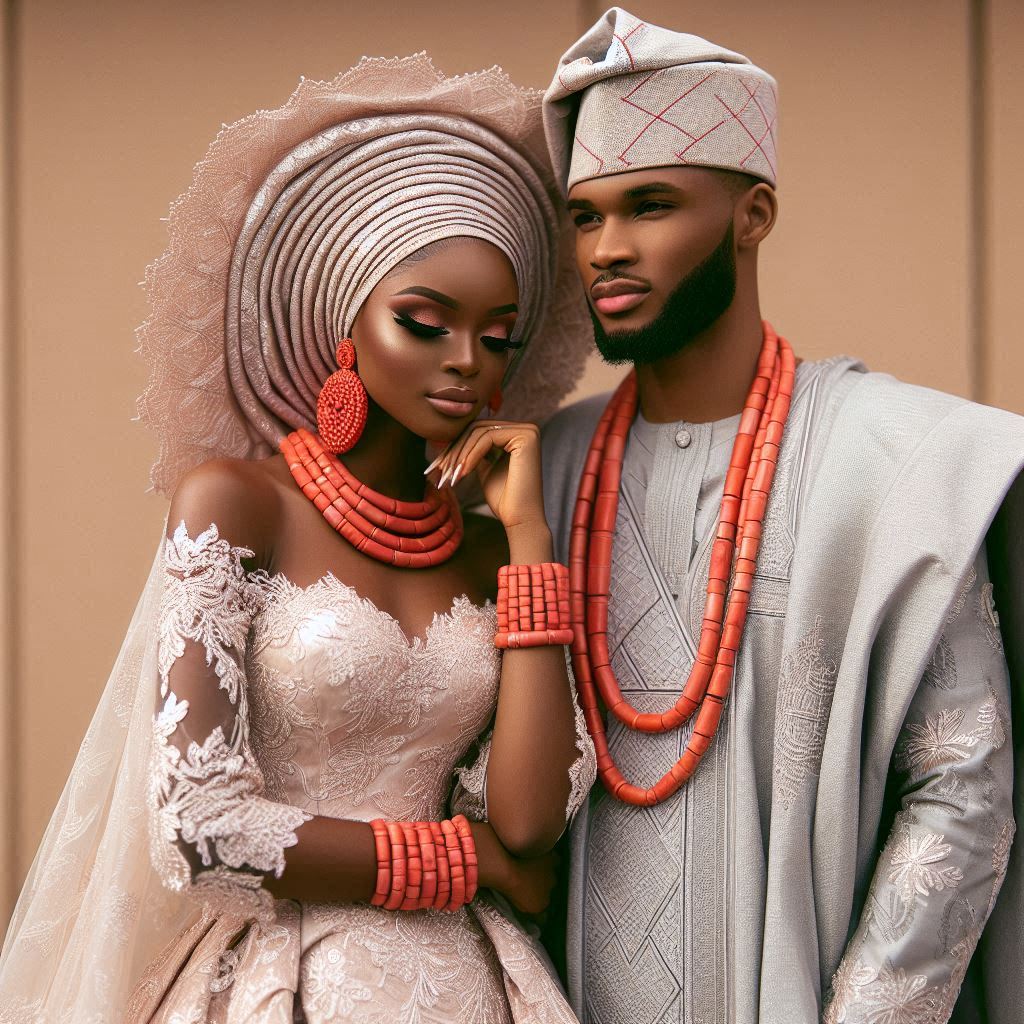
[316,339,368,454]
[488,386,503,416]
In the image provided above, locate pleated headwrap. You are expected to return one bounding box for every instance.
[227,114,554,448]
[138,56,591,495]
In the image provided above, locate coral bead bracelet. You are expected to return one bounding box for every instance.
[370,815,478,912]
[495,562,573,648]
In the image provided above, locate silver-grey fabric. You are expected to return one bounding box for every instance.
[541,356,1024,1022]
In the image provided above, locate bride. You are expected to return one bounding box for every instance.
[0,56,595,1023]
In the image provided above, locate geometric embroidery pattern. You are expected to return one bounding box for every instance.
[572,64,778,187]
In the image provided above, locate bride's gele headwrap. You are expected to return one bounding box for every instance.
[137,54,591,495]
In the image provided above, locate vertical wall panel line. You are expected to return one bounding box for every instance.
[579,0,599,33]
[1,0,21,924]
[968,0,989,403]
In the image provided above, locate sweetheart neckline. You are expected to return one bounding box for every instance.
[245,567,497,650]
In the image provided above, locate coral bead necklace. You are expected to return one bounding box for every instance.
[281,427,463,568]
[569,322,796,806]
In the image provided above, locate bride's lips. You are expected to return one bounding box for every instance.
[425,387,478,418]
[591,277,651,316]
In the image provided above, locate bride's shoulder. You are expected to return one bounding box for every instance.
[167,456,284,566]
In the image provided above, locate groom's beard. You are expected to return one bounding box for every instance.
[590,222,737,366]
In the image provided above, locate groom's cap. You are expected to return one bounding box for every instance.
[542,6,778,194]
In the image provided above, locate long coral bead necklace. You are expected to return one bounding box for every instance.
[569,322,796,806]
[281,427,463,568]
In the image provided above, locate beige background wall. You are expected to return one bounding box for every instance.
[1,0,1020,928]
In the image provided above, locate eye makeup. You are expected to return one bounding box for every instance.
[482,333,522,353]
[393,311,448,338]
[392,307,521,352]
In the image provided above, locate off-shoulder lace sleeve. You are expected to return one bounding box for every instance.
[451,650,597,825]
[149,521,311,921]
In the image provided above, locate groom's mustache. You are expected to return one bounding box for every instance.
[589,271,652,297]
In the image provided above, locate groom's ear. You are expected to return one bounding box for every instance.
[735,184,778,250]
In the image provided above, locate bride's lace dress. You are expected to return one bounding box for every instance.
[125,522,593,1024]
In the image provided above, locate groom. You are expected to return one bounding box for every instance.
[538,8,1024,1023]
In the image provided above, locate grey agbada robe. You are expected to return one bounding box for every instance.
[540,356,1024,1023]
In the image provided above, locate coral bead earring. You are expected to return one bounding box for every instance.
[488,386,503,416]
[317,339,368,453]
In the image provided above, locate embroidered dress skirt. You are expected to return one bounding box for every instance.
[126,898,514,1023]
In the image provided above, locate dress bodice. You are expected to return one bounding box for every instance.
[244,570,501,823]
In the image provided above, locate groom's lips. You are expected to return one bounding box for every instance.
[591,277,651,316]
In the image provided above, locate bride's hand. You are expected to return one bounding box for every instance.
[428,420,547,534]
[471,821,558,915]
[502,850,559,916]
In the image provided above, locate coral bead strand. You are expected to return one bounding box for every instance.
[281,427,463,567]
[569,322,797,806]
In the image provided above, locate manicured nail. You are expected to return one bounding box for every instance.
[424,451,446,475]
[438,465,452,487]
[450,462,463,487]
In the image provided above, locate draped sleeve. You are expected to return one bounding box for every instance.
[824,550,1015,1022]
[148,520,312,921]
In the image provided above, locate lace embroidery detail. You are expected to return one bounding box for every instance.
[566,678,597,821]
[158,521,254,703]
[945,566,976,623]
[303,945,374,1017]
[975,688,1008,748]
[825,962,940,1024]
[895,707,981,774]
[150,523,311,915]
[922,634,957,691]
[343,910,512,1023]
[243,571,501,821]
[976,582,1004,652]
[373,739,465,820]
[135,528,592,1020]
[886,829,963,903]
[825,554,1014,1024]
[451,729,493,821]
[773,616,839,808]
[190,867,276,924]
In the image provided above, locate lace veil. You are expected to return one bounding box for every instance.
[0,56,592,1021]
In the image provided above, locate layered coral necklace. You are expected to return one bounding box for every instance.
[281,427,463,568]
[569,322,796,806]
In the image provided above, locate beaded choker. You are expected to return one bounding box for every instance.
[281,428,463,568]
[569,322,796,806]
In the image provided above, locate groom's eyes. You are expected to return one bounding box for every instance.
[635,200,673,215]
[572,211,601,230]
[572,201,674,230]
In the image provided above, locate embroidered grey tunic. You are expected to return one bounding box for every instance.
[541,356,1023,1024]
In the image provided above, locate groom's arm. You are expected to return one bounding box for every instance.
[823,550,1014,1023]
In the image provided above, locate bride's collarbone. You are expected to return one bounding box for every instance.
[265,503,505,641]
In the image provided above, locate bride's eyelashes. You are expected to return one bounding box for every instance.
[482,335,523,353]
[393,312,523,353]
[393,311,447,338]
